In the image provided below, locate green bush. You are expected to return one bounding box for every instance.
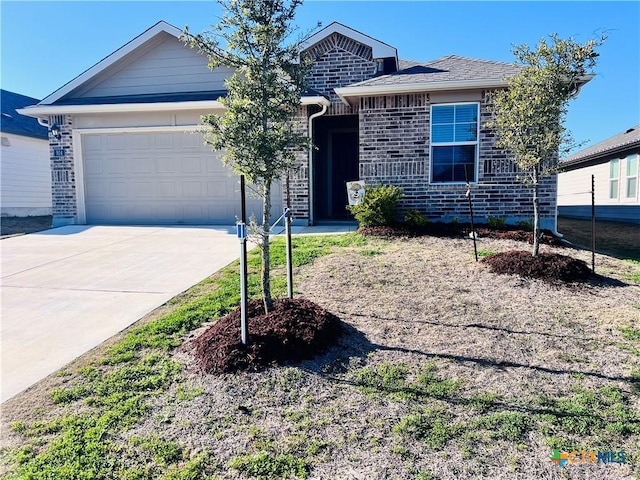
[517,219,534,231]
[404,209,429,227]
[487,216,507,230]
[347,185,403,227]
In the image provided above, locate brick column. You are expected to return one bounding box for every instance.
[49,115,77,226]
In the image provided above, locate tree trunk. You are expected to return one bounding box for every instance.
[532,169,541,257]
[261,179,273,313]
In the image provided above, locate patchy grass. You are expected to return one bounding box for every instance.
[0,234,366,480]
[228,451,309,479]
[476,249,498,258]
[623,259,640,284]
[2,232,639,479]
[558,217,640,261]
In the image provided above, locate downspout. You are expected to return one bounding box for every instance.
[37,117,49,128]
[308,100,329,225]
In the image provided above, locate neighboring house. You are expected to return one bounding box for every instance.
[18,21,584,228]
[1,89,51,217]
[558,126,640,224]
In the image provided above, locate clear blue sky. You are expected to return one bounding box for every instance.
[1,1,638,152]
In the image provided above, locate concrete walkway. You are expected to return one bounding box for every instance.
[0,223,355,402]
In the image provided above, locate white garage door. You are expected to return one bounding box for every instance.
[82,131,282,225]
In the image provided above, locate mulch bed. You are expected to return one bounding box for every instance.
[481,250,593,283]
[192,298,342,375]
[359,223,564,247]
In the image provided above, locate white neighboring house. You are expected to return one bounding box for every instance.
[1,89,51,217]
[558,125,640,224]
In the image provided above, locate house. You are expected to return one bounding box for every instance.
[558,126,640,224]
[18,21,575,229]
[1,90,51,217]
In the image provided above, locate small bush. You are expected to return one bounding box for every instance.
[348,185,403,227]
[517,219,534,231]
[487,216,507,229]
[404,209,429,227]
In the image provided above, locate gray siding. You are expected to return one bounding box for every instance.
[74,33,233,98]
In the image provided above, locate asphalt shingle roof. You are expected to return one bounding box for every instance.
[1,90,47,140]
[563,125,640,166]
[355,55,521,87]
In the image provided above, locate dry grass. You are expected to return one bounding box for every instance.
[558,217,640,261]
[2,234,639,479]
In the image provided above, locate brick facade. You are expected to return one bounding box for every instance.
[304,33,376,109]
[356,90,557,225]
[287,107,310,221]
[49,114,77,226]
[46,27,557,229]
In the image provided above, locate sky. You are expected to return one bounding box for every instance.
[1,1,639,152]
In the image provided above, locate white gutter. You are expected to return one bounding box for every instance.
[17,100,226,118]
[307,97,330,225]
[19,96,331,119]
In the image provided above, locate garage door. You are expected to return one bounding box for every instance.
[82,131,282,224]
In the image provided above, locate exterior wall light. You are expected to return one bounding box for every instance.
[49,124,62,140]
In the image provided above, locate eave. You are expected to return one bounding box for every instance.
[561,140,640,170]
[18,96,330,119]
[17,100,225,118]
[334,78,510,106]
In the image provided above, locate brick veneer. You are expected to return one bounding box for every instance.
[288,33,379,222]
[304,33,377,108]
[49,114,77,226]
[47,33,557,229]
[356,90,557,226]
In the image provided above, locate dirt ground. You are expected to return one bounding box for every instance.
[2,234,639,479]
[0,216,52,238]
[558,217,640,261]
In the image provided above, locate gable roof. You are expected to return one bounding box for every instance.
[39,21,183,106]
[562,125,640,167]
[335,55,520,105]
[0,90,48,140]
[301,22,397,64]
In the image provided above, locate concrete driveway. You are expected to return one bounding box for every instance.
[1,225,240,402]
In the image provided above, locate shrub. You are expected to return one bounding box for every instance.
[404,209,429,227]
[517,219,534,231]
[348,185,403,227]
[487,216,507,229]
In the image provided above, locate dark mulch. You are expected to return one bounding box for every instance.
[192,298,343,375]
[359,222,564,247]
[482,250,593,283]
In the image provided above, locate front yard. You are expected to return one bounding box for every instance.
[1,232,639,479]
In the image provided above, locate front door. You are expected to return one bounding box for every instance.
[314,115,359,220]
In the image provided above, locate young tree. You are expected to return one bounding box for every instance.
[183,0,310,313]
[487,34,605,256]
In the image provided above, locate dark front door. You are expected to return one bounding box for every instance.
[314,116,359,220]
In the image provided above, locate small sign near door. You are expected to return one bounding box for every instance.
[346,181,365,205]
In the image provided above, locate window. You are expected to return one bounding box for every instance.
[430,103,479,183]
[609,159,619,200]
[626,154,638,198]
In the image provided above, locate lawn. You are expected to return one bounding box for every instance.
[558,217,640,262]
[1,232,639,479]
